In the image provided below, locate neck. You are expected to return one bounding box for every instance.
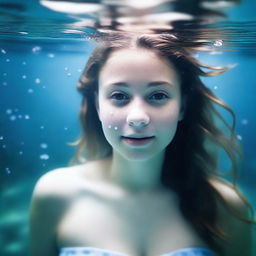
[106,150,166,194]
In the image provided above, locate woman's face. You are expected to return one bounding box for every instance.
[96,47,185,161]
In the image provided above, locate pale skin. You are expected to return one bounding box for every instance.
[29,48,253,256]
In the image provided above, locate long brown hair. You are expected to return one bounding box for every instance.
[69,32,254,254]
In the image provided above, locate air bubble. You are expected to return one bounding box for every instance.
[47,53,55,58]
[40,126,45,129]
[237,135,242,141]
[213,40,223,47]
[0,136,3,140]
[3,82,7,86]
[32,46,41,53]
[108,125,112,129]
[24,115,30,120]
[40,154,49,160]
[6,109,12,115]
[22,75,27,79]
[67,72,72,77]
[64,67,69,71]
[19,151,23,155]
[1,49,6,54]
[114,126,118,130]
[28,89,33,93]
[40,143,48,149]
[10,115,16,121]
[64,127,68,130]
[5,167,11,175]
[22,61,26,65]
[241,119,248,125]
[2,145,6,148]
[35,78,41,84]
[6,59,10,62]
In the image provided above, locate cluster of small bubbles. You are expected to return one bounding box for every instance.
[3,82,7,86]
[10,115,16,121]
[241,119,248,125]
[6,59,10,62]
[22,61,26,65]
[40,154,49,160]
[32,46,41,53]
[22,75,27,79]
[0,136,3,140]
[1,48,6,54]
[40,143,48,149]
[47,53,55,58]
[5,167,11,175]
[35,78,41,84]
[237,135,242,141]
[28,89,34,93]
[24,115,30,120]
[213,85,218,90]
[40,125,45,129]
[213,40,223,47]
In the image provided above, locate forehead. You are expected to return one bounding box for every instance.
[99,48,180,87]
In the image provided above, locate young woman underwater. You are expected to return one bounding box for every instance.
[29,32,255,256]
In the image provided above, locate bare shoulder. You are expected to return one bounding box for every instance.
[208,177,254,256]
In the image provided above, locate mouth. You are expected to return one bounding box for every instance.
[121,136,155,146]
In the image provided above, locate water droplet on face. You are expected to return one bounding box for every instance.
[35,78,41,84]
[10,115,16,121]
[40,154,49,160]
[40,143,48,149]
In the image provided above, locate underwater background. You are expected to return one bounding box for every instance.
[0,0,256,255]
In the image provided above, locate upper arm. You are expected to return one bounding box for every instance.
[210,178,254,256]
[29,170,69,256]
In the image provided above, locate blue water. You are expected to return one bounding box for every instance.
[0,0,256,255]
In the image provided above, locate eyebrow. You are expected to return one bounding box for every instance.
[107,81,174,88]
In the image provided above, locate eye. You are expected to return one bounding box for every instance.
[110,92,129,103]
[148,91,169,101]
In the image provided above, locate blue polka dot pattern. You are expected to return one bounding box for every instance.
[59,247,218,256]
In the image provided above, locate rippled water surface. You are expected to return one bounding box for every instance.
[0,1,256,256]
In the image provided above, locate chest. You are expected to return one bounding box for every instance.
[57,191,207,256]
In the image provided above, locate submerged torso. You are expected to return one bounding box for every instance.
[54,158,213,256]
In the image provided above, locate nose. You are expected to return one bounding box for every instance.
[126,102,150,128]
